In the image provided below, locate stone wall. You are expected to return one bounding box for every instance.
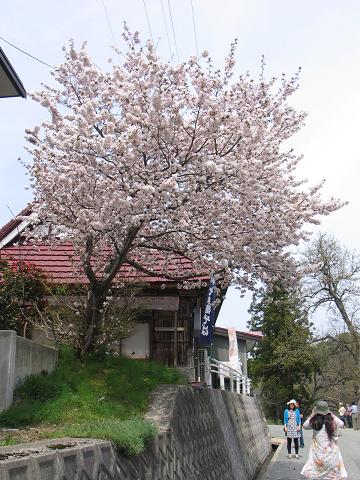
[0,332,16,414]
[145,385,271,480]
[0,385,271,479]
[14,336,58,385]
[0,331,58,412]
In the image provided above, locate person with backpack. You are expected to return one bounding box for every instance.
[296,400,305,448]
[301,400,347,479]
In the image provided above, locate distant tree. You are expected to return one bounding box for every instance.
[248,284,316,419]
[309,333,356,408]
[25,28,340,356]
[303,233,360,407]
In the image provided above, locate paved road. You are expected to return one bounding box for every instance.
[257,424,360,480]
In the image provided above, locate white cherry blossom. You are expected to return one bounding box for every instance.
[24,31,342,353]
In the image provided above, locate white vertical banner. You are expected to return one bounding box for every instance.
[228,326,242,372]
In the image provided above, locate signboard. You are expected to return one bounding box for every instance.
[198,275,216,345]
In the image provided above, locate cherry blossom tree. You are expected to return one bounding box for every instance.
[25,28,341,355]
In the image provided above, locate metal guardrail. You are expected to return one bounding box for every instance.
[209,357,251,396]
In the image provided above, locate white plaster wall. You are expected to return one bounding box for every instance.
[121,323,150,359]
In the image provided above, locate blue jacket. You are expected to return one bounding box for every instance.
[284,408,301,426]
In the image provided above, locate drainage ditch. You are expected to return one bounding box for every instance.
[254,438,282,480]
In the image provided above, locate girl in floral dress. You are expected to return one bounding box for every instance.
[301,400,347,479]
[284,399,301,459]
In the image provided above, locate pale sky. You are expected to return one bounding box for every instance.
[1,1,359,331]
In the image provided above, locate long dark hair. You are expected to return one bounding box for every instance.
[310,413,335,440]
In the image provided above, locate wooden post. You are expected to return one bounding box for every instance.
[149,310,154,361]
[219,369,225,390]
[174,311,178,368]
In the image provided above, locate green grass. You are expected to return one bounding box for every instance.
[266,419,283,425]
[58,418,156,456]
[0,434,19,447]
[0,348,185,455]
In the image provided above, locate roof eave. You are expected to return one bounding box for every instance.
[214,326,263,342]
[0,47,27,99]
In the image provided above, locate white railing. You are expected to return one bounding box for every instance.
[196,349,251,395]
[209,358,251,396]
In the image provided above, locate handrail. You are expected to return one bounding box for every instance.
[209,357,251,395]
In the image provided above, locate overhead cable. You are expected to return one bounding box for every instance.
[142,0,155,45]
[100,0,122,63]
[0,35,53,69]
[190,0,199,58]
[167,0,180,62]
[100,0,118,47]
[160,0,173,61]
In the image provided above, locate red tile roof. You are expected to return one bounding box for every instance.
[0,243,209,285]
[0,207,210,285]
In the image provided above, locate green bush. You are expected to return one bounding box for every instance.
[16,374,63,402]
[59,417,156,456]
[0,400,44,427]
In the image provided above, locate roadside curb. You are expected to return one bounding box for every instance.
[269,437,285,465]
[255,436,285,480]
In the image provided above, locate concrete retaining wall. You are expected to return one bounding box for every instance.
[0,385,271,479]
[0,331,58,412]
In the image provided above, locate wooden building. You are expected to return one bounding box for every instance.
[0,210,209,373]
[0,210,262,382]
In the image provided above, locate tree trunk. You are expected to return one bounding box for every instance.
[78,228,142,358]
[79,284,107,358]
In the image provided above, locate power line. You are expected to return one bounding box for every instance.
[100,0,122,63]
[190,0,199,59]
[160,0,173,61]
[167,0,180,62]
[100,0,117,47]
[0,35,53,69]
[142,0,155,45]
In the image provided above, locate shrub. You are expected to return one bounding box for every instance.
[0,400,43,427]
[16,374,63,402]
[59,418,156,456]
